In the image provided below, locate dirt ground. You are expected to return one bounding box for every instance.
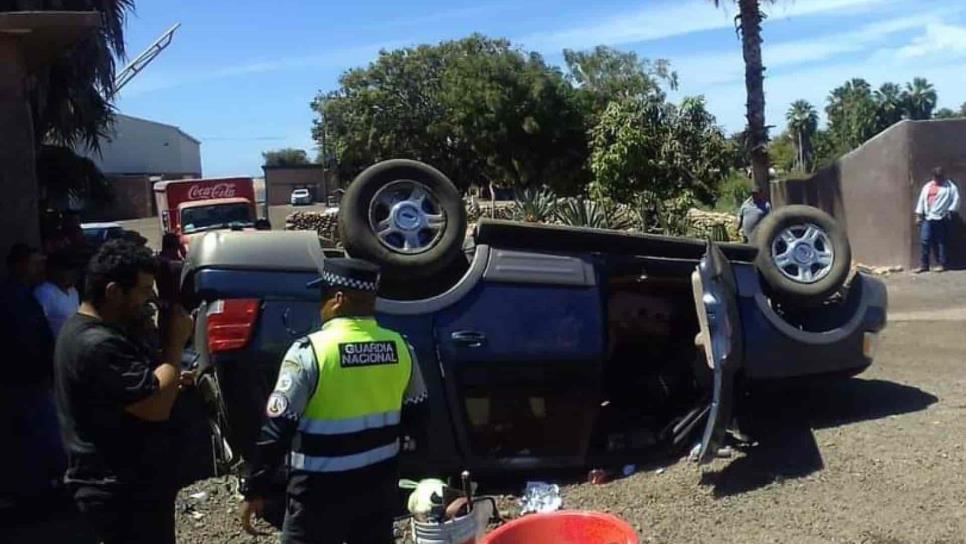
[9,271,966,543]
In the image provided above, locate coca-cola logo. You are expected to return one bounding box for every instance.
[187,183,237,200]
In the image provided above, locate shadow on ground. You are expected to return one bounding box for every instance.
[700,378,937,498]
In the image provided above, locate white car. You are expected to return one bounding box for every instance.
[290,188,312,206]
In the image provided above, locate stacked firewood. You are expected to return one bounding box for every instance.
[285,211,340,244]
[686,209,740,241]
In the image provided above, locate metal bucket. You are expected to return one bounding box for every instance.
[411,498,494,544]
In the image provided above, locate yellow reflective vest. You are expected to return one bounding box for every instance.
[289,318,412,474]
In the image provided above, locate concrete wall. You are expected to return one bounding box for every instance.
[904,121,966,268]
[264,165,340,205]
[773,119,966,270]
[79,114,201,177]
[0,35,40,263]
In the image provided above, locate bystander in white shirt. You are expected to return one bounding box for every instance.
[34,281,79,337]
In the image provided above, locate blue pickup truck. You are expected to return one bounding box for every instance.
[180,160,887,477]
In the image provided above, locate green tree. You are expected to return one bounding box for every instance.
[933,108,959,119]
[2,1,134,151]
[810,129,838,169]
[313,39,478,188]
[439,40,588,192]
[826,78,878,153]
[710,0,775,194]
[874,82,906,129]
[785,100,818,172]
[768,131,796,173]
[262,148,311,167]
[563,46,677,116]
[902,77,937,120]
[313,35,590,193]
[589,96,732,205]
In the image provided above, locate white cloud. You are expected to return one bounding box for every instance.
[119,41,402,98]
[516,0,889,52]
[672,11,944,87]
[897,22,966,59]
[695,23,966,133]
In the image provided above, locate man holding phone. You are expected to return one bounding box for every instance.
[53,240,194,544]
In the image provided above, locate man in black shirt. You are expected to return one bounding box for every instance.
[54,240,193,544]
[0,244,60,504]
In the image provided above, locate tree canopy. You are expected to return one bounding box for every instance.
[313,35,592,193]
[589,96,732,205]
[313,35,731,203]
[814,76,943,162]
[563,46,677,114]
[262,148,311,167]
[786,100,818,172]
[2,1,134,151]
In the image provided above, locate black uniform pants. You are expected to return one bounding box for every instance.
[281,480,395,544]
[74,487,176,544]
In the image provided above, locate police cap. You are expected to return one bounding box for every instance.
[306,257,380,293]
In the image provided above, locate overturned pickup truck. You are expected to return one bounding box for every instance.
[180,160,887,476]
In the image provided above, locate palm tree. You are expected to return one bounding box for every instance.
[902,77,938,121]
[786,100,818,172]
[874,82,905,130]
[2,0,134,151]
[710,0,774,193]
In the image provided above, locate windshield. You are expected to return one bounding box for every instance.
[82,226,123,244]
[181,203,253,233]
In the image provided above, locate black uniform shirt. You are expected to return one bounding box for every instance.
[53,313,173,499]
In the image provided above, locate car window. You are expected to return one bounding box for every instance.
[82,230,102,244]
[182,203,253,233]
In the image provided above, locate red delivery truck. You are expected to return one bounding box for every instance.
[153,177,258,251]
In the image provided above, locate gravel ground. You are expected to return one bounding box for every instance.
[165,270,966,544]
[13,271,964,543]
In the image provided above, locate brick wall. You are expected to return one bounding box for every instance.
[264,165,340,205]
[84,175,153,221]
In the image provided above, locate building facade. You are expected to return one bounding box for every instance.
[78,114,202,220]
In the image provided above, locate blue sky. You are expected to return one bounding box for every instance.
[115,0,966,178]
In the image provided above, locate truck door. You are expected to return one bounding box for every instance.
[433,250,604,470]
[691,241,743,464]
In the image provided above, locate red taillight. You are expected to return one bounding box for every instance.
[207,299,260,353]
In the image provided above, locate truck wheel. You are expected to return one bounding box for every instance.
[752,205,851,305]
[339,160,467,279]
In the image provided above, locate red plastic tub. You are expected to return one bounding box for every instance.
[481,511,639,544]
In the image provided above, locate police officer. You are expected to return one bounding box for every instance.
[239,258,427,543]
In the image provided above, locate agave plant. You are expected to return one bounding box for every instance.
[556,198,632,230]
[709,223,730,242]
[512,188,558,223]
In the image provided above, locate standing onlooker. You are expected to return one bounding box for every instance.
[915,167,961,273]
[738,188,772,242]
[53,240,193,544]
[0,244,61,503]
[34,251,80,338]
[155,233,185,335]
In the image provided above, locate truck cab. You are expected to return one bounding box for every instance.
[154,177,258,254]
